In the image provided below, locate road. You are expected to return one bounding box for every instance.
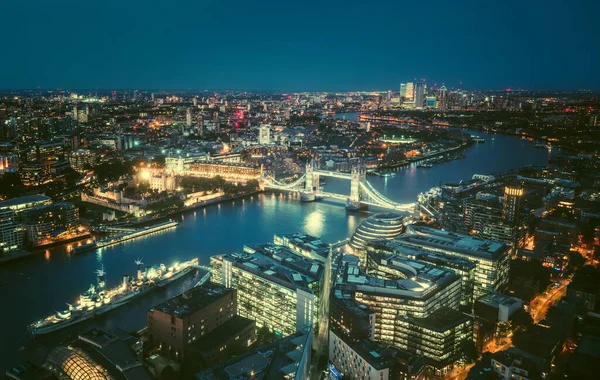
[530,277,570,323]
[309,242,346,380]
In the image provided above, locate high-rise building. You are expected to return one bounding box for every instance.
[210,243,324,337]
[439,85,448,109]
[405,82,415,103]
[69,149,96,173]
[425,96,437,108]
[503,186,524,224]
[415,81,426,108]
[186,108,193,128]
[258,124,271,145]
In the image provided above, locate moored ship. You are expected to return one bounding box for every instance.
[29,257,198,336]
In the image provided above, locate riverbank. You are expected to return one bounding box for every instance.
[0,233,93,265]
[112,190,261,229]
[380,142,470,169]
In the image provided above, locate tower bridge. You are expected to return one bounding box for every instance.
[262,160,416,212]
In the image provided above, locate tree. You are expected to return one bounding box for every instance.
[0,172,25,199]
[511,308,534,331]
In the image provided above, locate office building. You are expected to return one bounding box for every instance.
[0,154,18,174]
[196,329,312,380]
[414,82,426,108]
[425,96,437,108]
[211,243,324,337]
[68,149,96,173]
[366,242,477,306]
[259,124,271,145]
[395,225,511,298]
[395,307,473,369]
[334,257,471,370]
[273,232,330,263]
[0,195,52,213]
[0,212,25,253]
[186,315,256,367]
[349,213,405,255]
[329,330,425,380]
[147,283,237,360]
[405,82,415,103]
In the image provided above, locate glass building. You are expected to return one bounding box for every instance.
[210,243,324,337]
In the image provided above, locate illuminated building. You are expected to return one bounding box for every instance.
[502,186,524,224]
[395,225,511,298]
[334,258,471,370]
[186,107,192,127]
[210,244,324,337]
[0,195,52,213]
[473,292,523,352]
[329,330,425,380]
[425,96,437,108]
[26,141,64,163]
[365,242,476,306]
[0,211,25,252]
[414,82,426,108]
[147,283,238,360]
[258,124,271,145]
[273,232,330,263]
[187,161,262,182]
[68,149,96,173]
[405,82,415,103]
[44,328,151,380]
[394,307,473,369]
[0,154,18,174]
[349,213,405,256]
[21,202,80,245]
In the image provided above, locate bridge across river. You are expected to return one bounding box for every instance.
[262,161,416,212]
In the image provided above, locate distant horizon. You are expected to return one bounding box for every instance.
[1,1,598,92]
[1,86,598,94]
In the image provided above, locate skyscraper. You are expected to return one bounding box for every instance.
[439,85,448,110]
[502,186,524,224]
[186,108,192,127]
[415,81,426,108]
[405,82,414,103]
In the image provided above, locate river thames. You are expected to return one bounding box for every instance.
[0,126,553,372]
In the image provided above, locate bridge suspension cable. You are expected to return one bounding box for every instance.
[360,181,415,211]
[263,174,306,190]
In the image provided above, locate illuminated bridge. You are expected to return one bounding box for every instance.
[263,161,416,212]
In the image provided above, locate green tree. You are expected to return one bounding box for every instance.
[0,172,25,199]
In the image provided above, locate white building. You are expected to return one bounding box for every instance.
[258,124,271,145]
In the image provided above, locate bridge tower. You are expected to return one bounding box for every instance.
[347,163,367,210]
[302,159,319,202]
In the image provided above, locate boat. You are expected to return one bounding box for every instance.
[417,163,433,169]
[372,171,395,178]
[73,221,179,255]
[29,258,198,336]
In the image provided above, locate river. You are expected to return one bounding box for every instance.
[0,120,552,372]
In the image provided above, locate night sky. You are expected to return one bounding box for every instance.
[1,0,598,91]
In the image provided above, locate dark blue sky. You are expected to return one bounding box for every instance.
[1,0,598,91]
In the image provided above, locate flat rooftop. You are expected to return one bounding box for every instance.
[403,306,471,332]
[189,315,255,352]
[477,292,522,308]
[0,195,51,210]
[221,245,324,291]
[342,261,459,298]
[274,233,330,259]
[397,225,508,261]
[150,283,233,318]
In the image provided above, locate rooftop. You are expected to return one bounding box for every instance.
[189,316,255,352]
[196,329,311,380]
[477,292,522,309]
[221,245,324,292]
[403,307,471,332]
[397,225,508,261]
[0,195,51,210]
[150,283,234,318]
[274,233,330,259]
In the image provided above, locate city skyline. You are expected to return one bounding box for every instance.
[1,0,599,91]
